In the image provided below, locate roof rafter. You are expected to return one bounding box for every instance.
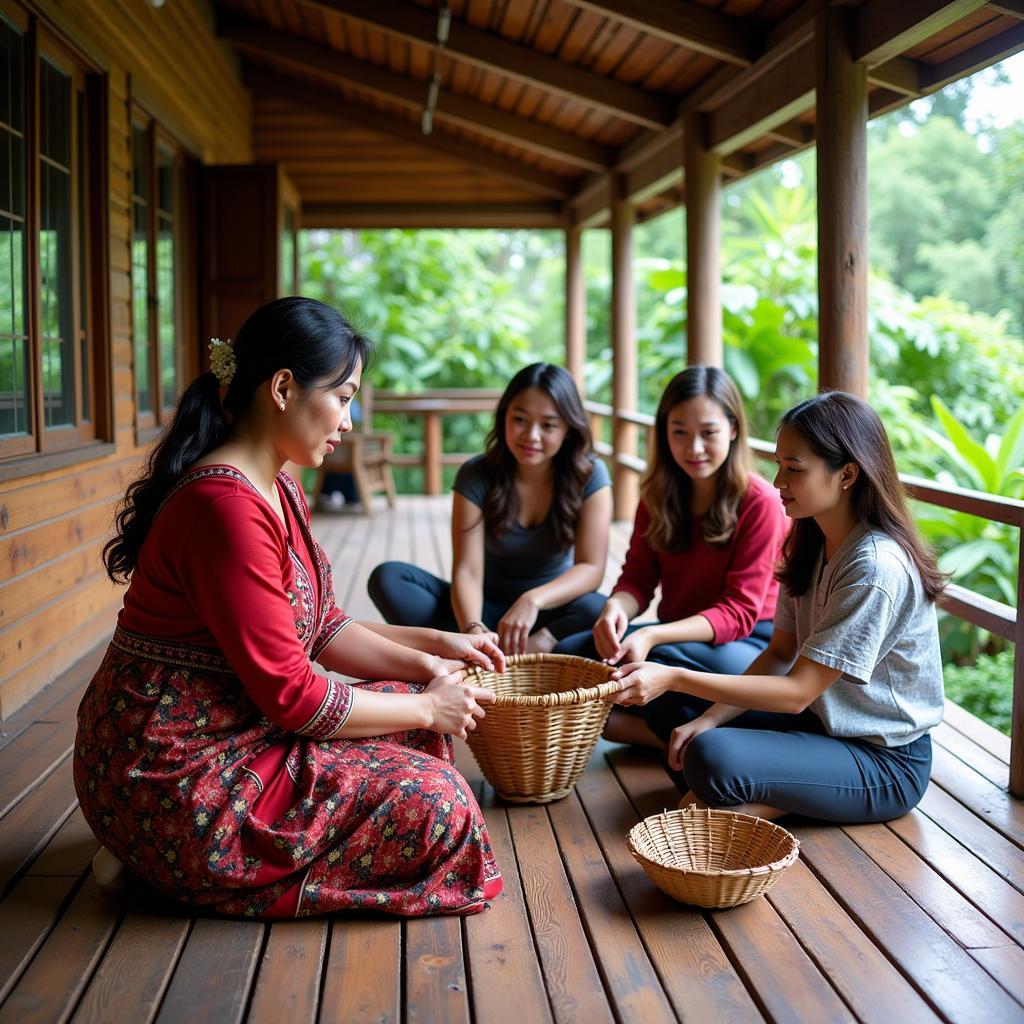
[559,0,760,66]
[219,18,614,171]
[244,68,573,201]
[855,0,990,66]
[298,0,674,130]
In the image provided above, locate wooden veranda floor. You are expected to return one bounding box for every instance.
[2,495,1024,1023]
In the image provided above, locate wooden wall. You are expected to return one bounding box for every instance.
[0,0,251,718]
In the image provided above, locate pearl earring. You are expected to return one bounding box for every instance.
[279,402,285,411]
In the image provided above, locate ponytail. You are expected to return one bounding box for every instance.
[102,297,373,583]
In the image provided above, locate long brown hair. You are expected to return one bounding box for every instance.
[641,366,752,552]
[480,363,594,550]
[775,391,946,600]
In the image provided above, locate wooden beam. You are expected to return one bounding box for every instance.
[565,227,585,395]
[684,111,722,368]
[244,69,572,200]
[923,22,1024,90]
[300,0,674,130]
[764,119,814,147]
[855,0,989,67]
[708,41,816,154]
[220,19,613,171]
[988,0,1024,17]
[610,177,638,520]
[302,202,565,228]
[817,6,868,398]
[561,0,759,66]
[870,56,924,95]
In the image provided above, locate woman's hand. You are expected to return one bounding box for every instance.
[497,593,540,655]
[668,715,718,771]
[593,602,630,662]
[614,627,656,666]
[609,661,677,707]
[434,630,506,673]
[423,669,496,739]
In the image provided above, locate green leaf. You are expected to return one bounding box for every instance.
[995,405,1024,488]
[929,396,998,491]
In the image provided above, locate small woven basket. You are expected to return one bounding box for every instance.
[464,653,619,804]
[628,806,799,908]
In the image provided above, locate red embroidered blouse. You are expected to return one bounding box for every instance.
[119,467,352,737]
[613,473,786,643]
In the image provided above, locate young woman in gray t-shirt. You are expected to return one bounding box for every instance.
[611,391,946,823]
[369,363,611,655]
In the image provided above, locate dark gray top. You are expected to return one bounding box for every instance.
[453,454,610,603]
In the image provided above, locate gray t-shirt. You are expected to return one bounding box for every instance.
[774,524,944,747]
[453,454,610,603]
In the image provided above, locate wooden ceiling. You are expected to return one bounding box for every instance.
[213,0,1024,227]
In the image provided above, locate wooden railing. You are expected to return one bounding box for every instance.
[373,389,502,494]
[584,400,1024,799]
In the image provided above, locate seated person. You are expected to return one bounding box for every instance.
[369,363,611,655]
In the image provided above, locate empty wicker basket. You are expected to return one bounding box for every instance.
[464,653,619,804]
[628,806,799,908]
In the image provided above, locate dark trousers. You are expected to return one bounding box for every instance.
[646,696,933,824]
[367,560,606,641]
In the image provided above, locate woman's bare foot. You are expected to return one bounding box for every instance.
[92,846,126,890]
[602,708,667,752]
[525,628,557,654]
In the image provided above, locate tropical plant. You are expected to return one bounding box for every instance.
[913,397,1024,660]
[943,649,1015,735]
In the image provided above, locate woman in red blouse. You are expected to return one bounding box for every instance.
[555,366,786,750]
[75,297,504,918]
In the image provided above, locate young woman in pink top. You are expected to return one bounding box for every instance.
[555,366,787,747]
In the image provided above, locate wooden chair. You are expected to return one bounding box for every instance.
[312,381,397,515]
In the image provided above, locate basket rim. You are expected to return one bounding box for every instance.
[467,652,621,707]
[627,806,800,878]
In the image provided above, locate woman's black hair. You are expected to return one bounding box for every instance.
[103,297,373,583]
[776,391,946,601]
[480,363,594,550]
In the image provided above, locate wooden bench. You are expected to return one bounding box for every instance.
[2,496,1021,1023]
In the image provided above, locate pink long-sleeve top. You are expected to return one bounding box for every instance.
[613,473,786,644]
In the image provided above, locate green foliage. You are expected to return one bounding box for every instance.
[912,399,1024,659]
[943,649,1015,735]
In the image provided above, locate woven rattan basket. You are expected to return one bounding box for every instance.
[628,806,799,908]
[464,653,619,804]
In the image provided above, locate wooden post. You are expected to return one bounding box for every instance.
[1012,531,1024,797]
[684,110,722,368]
[565,225,586,395]
[611,176,638,521]
[423,411,442,496]
[816,5,869,397]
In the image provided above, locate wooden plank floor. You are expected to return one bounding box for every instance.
[2,495,1023,1023]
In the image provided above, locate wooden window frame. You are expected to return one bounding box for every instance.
[130,107,186,445]
[0,0,111,478]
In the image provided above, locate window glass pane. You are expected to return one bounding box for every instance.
[40,57,71,168]
[39,57,74,429]
[1,19,25,220]
[1,16,25,134]
[156,148,177,408]
[132,125,148,202]
[0,212,29,436]
[133,199,150,414]
[78,90,89,421]
[157,212,176,407]
[40,161,73,428]
[0,336,30,437]
[281,207,295,295]
[132,125,152,416]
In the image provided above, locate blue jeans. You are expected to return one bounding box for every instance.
[555,619,774,737]
[367,560,606,641]
[646,698,933,824]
